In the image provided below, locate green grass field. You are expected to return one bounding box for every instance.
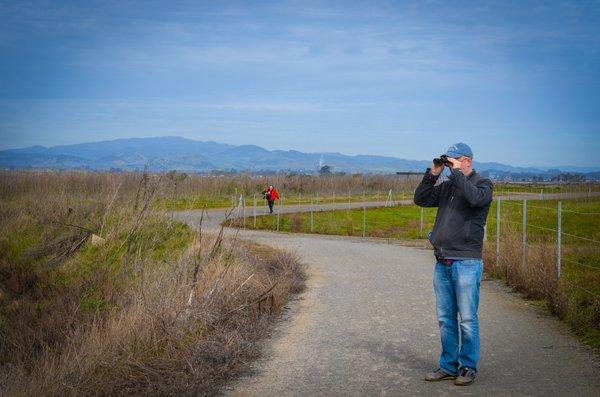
[246,197,599,241]
[244,204,436,239]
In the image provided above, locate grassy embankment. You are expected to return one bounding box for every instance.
[0,171,305,396]
[243,196,600,349]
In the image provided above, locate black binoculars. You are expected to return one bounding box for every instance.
[433,155,453,167]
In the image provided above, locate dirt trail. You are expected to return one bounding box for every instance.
[174,192,600,396]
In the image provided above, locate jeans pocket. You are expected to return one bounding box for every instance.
[457,259,483,284]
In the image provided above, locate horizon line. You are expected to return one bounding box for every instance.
[1,135,598,171]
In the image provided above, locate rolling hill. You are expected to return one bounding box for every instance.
[1,136,598,175]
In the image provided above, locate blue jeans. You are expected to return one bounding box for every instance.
[433,259,483,375]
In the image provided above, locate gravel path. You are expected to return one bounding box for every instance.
[174,195,600,397]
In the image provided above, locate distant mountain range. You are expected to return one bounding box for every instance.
[1,136,599,176]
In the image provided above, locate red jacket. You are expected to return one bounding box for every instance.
[267,187,280,200]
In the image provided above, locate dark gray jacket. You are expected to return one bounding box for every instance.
[414,168,493,259]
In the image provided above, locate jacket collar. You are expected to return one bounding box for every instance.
[449,168,479,185]
[466,169,477,180]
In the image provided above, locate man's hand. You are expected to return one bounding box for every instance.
[447,157,461,170]
[430,162,444,175]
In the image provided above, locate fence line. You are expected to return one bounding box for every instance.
[496,199,501,266]
[520,203,557,211]
[504,219,556,233]
[231,191,598,297]
[487,198,600,216]
[506,202,600,215]
[561,232,600,245]
[560,209,600,215]
[522,199,527,270]
[253,193,257,228]
[564,280,600,298]
[525,223,558,233]
[562,258,600,271]
[493,198,599,245]
[493,199,598,297]
[557,201,562,278]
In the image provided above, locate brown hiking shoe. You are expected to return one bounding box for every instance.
[424,368,457,381]
[454,367,476,386]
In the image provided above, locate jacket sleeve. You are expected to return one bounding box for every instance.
[413,168,442,207]
[448,168,493,207]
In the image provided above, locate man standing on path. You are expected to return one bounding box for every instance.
[413,143,493,386]
[262,185,280,214]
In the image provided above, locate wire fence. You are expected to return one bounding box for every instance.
[230,189,432,239]
[224,188,600,346]
[225,186,600,210]
[494,185,600,201]
[490,198,599,299]
[229,190,600,301]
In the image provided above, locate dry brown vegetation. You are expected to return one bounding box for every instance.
[483,222,599,347]
[0,170,306,396]
[172,172,420,197]
[484,223,563,307]
[162,172,423,210]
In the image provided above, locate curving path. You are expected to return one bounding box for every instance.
[174,193,600,397]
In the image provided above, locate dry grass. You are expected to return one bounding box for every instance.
[162,172,422,209]
[291,213,303,233]
[0,170,306,396]
[483,222,599,348]
[4,239,305,396]
[173,172,420,197]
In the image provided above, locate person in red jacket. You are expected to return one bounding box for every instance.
[262,185,280,214]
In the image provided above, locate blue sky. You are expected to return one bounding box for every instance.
[0,0,599,167]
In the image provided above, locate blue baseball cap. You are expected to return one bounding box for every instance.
[445,142,473,159]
